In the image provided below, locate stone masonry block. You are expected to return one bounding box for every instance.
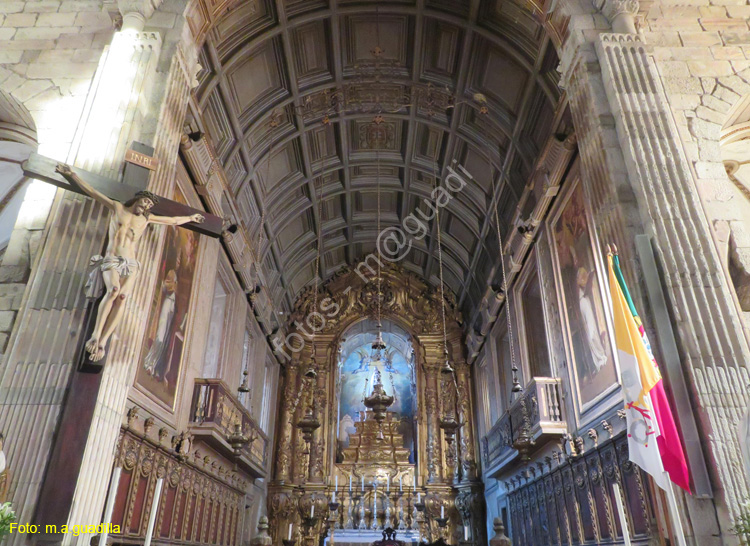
[726,5,750,18]
[0,334,10,353]
[15,26,79,39]
[0,51,23,65]
[699,6,728,17]
[0,28,17,40]
[702,93,734,113]
[700,19,749,32]
[688,60,734,76]
[4,12,39,26]
[0,3,25,14]
[695,161,730,178]
[0,311,17,332]
[711,46,746,60]
[35,12,76,26]
[3,38,55,50]
[688,116,722,139]
[722,31,750,45]
[659,60,691,78]
[697,139,722,161]
[72,11,111,27]
[696,105,730,124]
[680,31,723,47]
[145,11,176,28]
[55,32,92,48]
[663,76,704,94]
[59,1,106,12]
[23,1,62,13]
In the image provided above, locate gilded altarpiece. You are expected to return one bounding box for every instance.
[268,264,485,546]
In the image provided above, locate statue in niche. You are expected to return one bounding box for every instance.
[55,164,204,362]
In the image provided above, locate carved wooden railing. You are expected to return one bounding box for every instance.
[483,378,566,475]
[189,378,269,478]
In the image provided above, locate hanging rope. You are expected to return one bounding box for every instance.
[493,179,521,394]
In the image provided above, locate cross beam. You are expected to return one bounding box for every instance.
[22,151,223,238]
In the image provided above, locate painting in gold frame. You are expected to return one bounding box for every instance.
[136,182,200,409]
[549,177,618,410]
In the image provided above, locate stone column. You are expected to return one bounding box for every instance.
[561,0,750,536]
[0,4,172,541]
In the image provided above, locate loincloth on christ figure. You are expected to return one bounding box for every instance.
[84,255,141,299]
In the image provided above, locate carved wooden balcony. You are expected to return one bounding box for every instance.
[189,378,269,479]
[482,378,567,476]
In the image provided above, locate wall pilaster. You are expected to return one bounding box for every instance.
[560,4,750,538]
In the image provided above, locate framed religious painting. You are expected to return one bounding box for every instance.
[135,165,202,411]
[548,174,620,426]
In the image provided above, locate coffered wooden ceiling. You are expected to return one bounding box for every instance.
[192,0,563,318]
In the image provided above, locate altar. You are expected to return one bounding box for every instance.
[326,530,422,546]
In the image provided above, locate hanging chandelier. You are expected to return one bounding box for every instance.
[296,406,321,444]
[363,368,394,424]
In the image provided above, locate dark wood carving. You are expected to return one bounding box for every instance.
[504,435,656,546]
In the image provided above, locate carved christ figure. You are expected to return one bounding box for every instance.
[55,163,205,362]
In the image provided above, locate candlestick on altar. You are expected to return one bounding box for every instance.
[349,475,352,492]
[440,504,444,519]
[399,476,403,492]
[288,523,293,541]
[143,477,163,546]
[311,504,315,519]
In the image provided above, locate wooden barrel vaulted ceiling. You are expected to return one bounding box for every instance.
[192,0,565,320]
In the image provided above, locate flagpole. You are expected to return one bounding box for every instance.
[663,473,688,546]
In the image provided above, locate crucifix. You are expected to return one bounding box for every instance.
[23,144,223,369]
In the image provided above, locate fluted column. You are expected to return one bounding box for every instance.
[562,0,750,535]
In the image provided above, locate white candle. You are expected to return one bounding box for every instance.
[311,504,315,519]
[349,475,352,491]
[144,478,163,546]
[361,475,365,490]
[100,467,122,546]
[440,505,444,519]
[417,492,421,503]
[413,479,417,492]
[332,490,336,503]
[288,523,293,541]
[464,526,469,541]
[335,476,338,489]
[387,475,390,492]
[399,476,403,492]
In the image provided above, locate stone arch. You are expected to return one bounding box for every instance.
[0,90,38,354]
[719,90,750,315]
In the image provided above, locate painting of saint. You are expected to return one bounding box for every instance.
[552,180,617,407]
[136,183,200,408]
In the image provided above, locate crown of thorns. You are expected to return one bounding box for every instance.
[133,190,160,205]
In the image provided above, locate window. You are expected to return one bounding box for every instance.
[202,279,228,378]
[475,357,493,435]
[260,361,275,433]
[520,268,551,377]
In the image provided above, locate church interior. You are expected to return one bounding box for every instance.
[0,0,749,545]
